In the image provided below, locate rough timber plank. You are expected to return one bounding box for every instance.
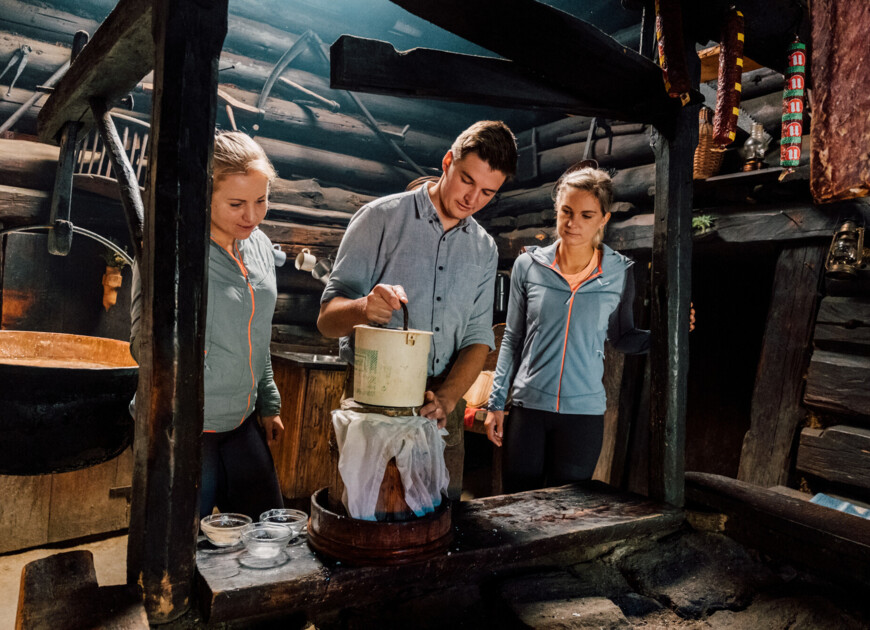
[37,0,153,143]
[737,244,825,488]
[388,0,671,123]
[804,350,870,419]
[196,485,683,623]
[686,471,870,589]
[797,425,870,490]
[330,36,613,116]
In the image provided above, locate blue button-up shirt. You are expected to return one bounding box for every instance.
[321,183,498,377]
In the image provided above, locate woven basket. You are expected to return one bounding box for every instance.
[693,107,724,180]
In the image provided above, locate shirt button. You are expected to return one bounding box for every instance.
[435,327,440,332]
[438,266,444,271]
[436,296,442,301]
[436,358,440,363]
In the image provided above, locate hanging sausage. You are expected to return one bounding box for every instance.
[780,38,807,176]
[713,8,745,147]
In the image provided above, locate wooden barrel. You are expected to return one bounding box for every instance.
[307,487,452,566]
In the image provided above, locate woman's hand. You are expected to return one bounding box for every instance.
[690,302,696,332]
[484,410,505,447]
[261,414,284,445]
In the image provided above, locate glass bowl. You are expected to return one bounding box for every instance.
[240,522,293,558]
[259,508,308,538]
[200,512,252,547]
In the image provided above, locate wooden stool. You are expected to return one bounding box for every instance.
[16,550,147,629]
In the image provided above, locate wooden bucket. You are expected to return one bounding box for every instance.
[307,485,452,566]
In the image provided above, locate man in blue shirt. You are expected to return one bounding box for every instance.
[318,121,517,498]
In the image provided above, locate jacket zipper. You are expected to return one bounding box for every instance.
[536,256,602,412]
[214,239,257,425]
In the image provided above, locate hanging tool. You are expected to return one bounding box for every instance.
[47,31,89,257]
[0,44,32,98]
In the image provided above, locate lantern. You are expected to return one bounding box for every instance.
[825,220,866,279]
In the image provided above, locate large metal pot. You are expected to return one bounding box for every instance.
[0,331,138,475]
[353,306,432,407]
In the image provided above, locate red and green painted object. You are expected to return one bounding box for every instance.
[780,39,807,168]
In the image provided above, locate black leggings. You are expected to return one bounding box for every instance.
[200,414,284,520]
[502,406,604,493]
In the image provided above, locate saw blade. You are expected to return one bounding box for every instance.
[699,81,773,146]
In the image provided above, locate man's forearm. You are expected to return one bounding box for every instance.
[435,344,489,411]
[317,296,368,338]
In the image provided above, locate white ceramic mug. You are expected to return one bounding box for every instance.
[295,248,315,271]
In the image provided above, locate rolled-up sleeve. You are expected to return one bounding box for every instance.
[321,204,382,304]
[459,244,498,351]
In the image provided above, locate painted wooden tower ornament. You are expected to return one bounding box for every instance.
[780,38,807,176]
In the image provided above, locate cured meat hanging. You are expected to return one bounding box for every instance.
[655,0,691,105]
[713,8,745,148]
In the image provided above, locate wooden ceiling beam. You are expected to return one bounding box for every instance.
[331,36,629,118]
[37,0,153,144]
[387,0,673,121]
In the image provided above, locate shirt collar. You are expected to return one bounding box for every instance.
[415,181,470,231]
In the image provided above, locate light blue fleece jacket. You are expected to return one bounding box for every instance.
[488,242,649,415]
[130,228,281,432]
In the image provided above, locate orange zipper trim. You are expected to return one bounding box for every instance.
[550,261,603,412]
[212,238,257,426]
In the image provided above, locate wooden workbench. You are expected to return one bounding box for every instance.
[195,483,683,624]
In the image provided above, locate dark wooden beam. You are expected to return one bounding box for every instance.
[736,244,825,488]
[804,350,870,419]
[647,31,700,506]
[330,36,621,118]
[126,0,227,623]
[798,425,870,491]
[605,202,847,252]
[388,0,673,122]
[36,0,153,144]
[686,471,870,589]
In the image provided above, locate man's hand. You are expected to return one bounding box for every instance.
[364,284,408,325]
[484,410,504,447]
[420,390,455,429]
[261,415,285,445]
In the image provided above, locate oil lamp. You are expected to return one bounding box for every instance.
[825,220,866,279]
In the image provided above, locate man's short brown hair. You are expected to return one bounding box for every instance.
[451,120,517,179]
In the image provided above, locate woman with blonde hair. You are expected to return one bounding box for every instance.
[485,166,691,491]
[131,131,285,519]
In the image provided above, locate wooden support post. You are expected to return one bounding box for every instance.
[126,0,227,623]
[649,44,699,505]
[89,97,144,259]
[737,244,825,487]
